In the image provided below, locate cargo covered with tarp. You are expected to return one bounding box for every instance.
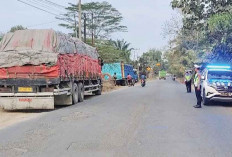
[0,29,101,80]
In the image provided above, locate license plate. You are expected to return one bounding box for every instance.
[221,93,230,96]
[18,87,33,92]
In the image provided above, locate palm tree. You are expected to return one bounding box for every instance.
[113,39,134,63]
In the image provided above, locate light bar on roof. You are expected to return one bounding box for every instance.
[208,69,231,71]
[207,65,231,69]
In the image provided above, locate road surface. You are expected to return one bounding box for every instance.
[1,79,232,157]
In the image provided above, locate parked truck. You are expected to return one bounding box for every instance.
[0,29,102,110]
[159,70,167,80]
[102,62,137,86]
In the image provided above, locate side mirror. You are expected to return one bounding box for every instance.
[201,76,205,80]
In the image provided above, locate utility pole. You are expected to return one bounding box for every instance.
[91,13,94,46]
[84,13,87,43]
[78,0,82,40]
[74,14,78,38]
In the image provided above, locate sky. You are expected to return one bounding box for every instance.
[0,0,177,56]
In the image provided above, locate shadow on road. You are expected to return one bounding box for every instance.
[55,94,96,110]
[205,101,232,108]
[3,109,54,113]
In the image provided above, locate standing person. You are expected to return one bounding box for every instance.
[127,73,132,86]
[193,65,202,108]
[113,73,117,86]
[185,71,192,93]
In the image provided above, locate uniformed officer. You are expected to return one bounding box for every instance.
[185,71,192,93]
[193,65,202,108]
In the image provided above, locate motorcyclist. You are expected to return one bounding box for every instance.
[141,74,146,82]
[173,75,176,81]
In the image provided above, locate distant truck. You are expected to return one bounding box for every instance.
[159,70,167,80]
[0,29,102,110]
[102,62,138,86]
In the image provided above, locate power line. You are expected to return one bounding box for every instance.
[1,20,63,33]
[43,0,66,9]
[17,0,72,24]
[25,0,66,14]
[26,20,60,28]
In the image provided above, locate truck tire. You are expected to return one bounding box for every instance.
[78,83,84,102]
[95,84,102,95]
[122,80,128,86]
[72,83,79,104]
[203,89,209,105]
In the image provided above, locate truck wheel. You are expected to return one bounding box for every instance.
[122,80,127,86]
[78,83,84,102]
[95,85,102,95]
[203,90,209,105]
[72,83,79,104]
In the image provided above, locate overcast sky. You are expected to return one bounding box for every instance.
[0,0,177,56]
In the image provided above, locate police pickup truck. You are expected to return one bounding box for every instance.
[201,65,232,105]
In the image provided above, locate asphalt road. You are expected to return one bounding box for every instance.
[1,78,232,157]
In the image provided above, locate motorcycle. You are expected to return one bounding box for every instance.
[172,75,176,81]
[141,79,146,87]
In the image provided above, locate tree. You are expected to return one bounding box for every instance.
[162,14,183,41]
[93,39,128,63]
[9,25,27,33]
[204,13,232,63]
[171,0,232,31]
[0,33,3,42]
[58,1,127,39]
[113,39,133,63]
[139,49,163,73]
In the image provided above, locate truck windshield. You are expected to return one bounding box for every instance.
[208,71,232,80]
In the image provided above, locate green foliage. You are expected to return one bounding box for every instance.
[139,49,163,73]
[171,0,232,31]
[202,13,232,63]
[58,1,127,39]
[207,13,232,44]
[94,39,129,63]
[113,39,133,63]
[9,25,27,33]
[167,1,232,75]
[0,33,3,42]
[165,49,197,77]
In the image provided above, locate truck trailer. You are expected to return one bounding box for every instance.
[0,29,102,110]
[102,62,137,86]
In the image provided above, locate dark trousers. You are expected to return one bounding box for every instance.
[185,81,191,93]
[195,87,202,106]
[128,80,132,86]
